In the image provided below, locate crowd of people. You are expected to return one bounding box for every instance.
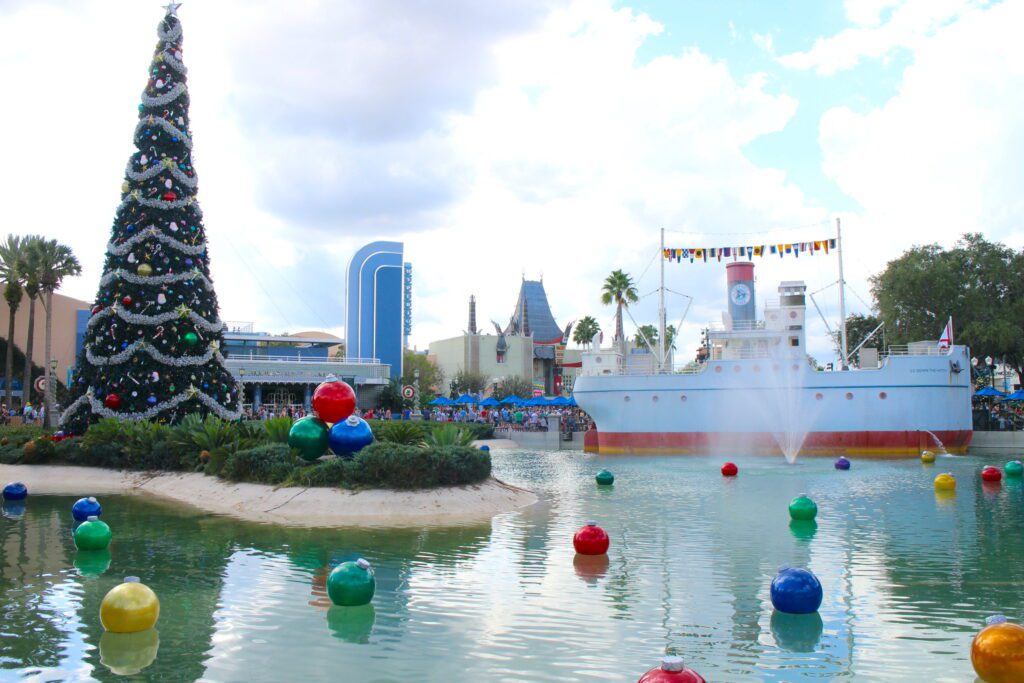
[974,402,1024,431]
[0,403,45,425]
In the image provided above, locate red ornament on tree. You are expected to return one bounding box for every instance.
[162,190,177,201]
[311,378,356,423]
[121,296,133,307]
[91,305,104,316]
[637,657,706,683]
[981,466,1002,483]
[104,393,122,410]
[573,521,610,556]
[721,462,738,477]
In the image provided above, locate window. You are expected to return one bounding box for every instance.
[790,337,799,347]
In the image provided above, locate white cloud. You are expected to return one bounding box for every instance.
[817,0,1024,300]
[779,0,989,75]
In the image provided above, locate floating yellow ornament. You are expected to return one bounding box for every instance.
[920,450,936,464]
[971,616,1024,683]
[100,576,160,633]
[136,263,153,277]
[934,472,956,491]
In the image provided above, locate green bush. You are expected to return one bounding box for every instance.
[290,457,350,488]
[222,444,296,484]
[54,436,83,463]
[433,446,492,485]
[261,417,293,444]
[0,424,47,445]
[22,437,55,464]
[376,421,424,445]
[346,443,491,489]
[426,424,475,447]
[366,420,494,440]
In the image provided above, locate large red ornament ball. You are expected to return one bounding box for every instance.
[981,466,1002,483]
[121,296,133,307]
[721,462,738,477]
[573,521,610,556]
[637,656,706,683]
[104,393,122,410]
[312,379,356,424]
[162,191,177,201]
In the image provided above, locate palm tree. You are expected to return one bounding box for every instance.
[634,324,658,349]
[34,238,81,427]
[0,235,25,409]
[600,269,638,345]
[572,315,601,346]
[19,237,43,414]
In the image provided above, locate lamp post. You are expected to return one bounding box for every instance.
[46,358,57,429]
[986,355,995,388]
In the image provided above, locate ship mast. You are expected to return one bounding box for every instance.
[659,228,667,372]
[837,217,849,369]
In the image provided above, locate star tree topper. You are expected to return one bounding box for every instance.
[163,2,182,16]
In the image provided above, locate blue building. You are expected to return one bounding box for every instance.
[345,241,407,380]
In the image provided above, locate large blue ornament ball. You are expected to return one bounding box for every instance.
[3,481,28,501]
[770,566,823,614]
[328,416,374,457]
[72,496,102,522]
[834,456,851,470]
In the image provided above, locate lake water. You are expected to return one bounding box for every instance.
[2,450,1022,681]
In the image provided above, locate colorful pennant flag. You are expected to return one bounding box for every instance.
[662,237,837,264]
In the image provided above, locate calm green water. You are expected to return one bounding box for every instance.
[2,451,1023,682]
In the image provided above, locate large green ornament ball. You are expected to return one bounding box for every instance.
[595,470,614,486]
[182,331,199,347]
[327,558,375,607]
[1005,460,1023,477]
[288,416,329,461]
[789,494,818,521]
[75,517,113,551]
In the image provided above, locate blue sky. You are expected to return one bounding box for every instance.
[0,0,1020,364]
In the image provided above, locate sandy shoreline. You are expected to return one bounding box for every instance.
[0,464,537,528]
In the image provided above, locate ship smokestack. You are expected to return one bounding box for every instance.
[468,295,478,335]
[726,262,756,325]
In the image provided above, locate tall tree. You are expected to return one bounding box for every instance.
[401,350,443,394]
[19,236,43,413]
[633,324,678,351]
[871,233,1024,382]
[492,375,534,400]
[34,239,81,427]
[450,369,489,396]
[600,269,638,344]
[572,315,601,346]
[831,313,883,361]
[62,7,242,433]
[0,235,24,408]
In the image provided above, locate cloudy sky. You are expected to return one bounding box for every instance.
[1,0,1020,364]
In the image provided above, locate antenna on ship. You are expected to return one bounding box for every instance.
[659,228,667,372]
[837,217,849,369]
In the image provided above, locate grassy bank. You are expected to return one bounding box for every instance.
[0,417,491,490]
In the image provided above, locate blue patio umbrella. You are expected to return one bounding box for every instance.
[428,396,451,406]
[568,396,578,406]
[550,396,571,406]
[454,393,479,404]
[499,395,520,405]
[974,386,1006,398]
[1002,389,1024,401]
[479,397,500,407]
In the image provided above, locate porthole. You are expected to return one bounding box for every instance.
[624,395,631,402]
[652,395,659,402]
[845,392,854,400]
[680,395,687,402]
[815,393,823,401]
[715,366,723,373]
[879,392,888,400]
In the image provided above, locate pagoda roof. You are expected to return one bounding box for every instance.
[507,279,563,344]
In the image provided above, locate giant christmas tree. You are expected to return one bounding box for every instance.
[62,4,242,433]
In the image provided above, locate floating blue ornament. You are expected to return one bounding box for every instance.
[72,496,103,522]
[146,395,157,406]
[126,224,135,233]
[770,566,823,615]
[328,416,374,457]
[3,482,28,501]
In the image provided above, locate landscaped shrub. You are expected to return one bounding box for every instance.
[367,420,494,440]
[54,436,83,463]
[432,446,492,485]
[222,443,296,484]
[261,417,293,444]
[426,424,476,447]
[344,443,491,489]
[376,421,424,445]
[22,437,55,464]
[290,456,350,488]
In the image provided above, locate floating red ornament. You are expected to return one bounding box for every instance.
[637,657,706,683]
[573,521,610,556]
[104,393,122,410]
[162,191,177,201]
[721,462,738,477]
[981,466,1002,483]
[311,379,357,423]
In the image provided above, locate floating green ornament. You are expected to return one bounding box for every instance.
[327,558,375,607]
[182,331,199,347]
[788,494,818,521]
[595,470,614,486]
[75,516,112,551]
[288,416,329,461]
[1005,460,1023,477]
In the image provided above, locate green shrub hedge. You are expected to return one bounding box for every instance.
[367,419,494,440]
[0,416,493,491]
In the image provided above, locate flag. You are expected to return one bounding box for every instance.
[814,241,821,251]
[938,317,953,349]
[829,238,837,249]
[754,245,763,257]
[770,245,777,255]
[723,247,731,257]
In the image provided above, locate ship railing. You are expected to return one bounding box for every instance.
[708,320,767,332]
[884,345,949,357]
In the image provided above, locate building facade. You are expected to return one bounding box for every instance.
[345,241,407,380]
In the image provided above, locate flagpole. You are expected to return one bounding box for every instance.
[837,217,849,368]
[659,227,667,372]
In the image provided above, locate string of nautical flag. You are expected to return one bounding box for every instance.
[663,238,837,263]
